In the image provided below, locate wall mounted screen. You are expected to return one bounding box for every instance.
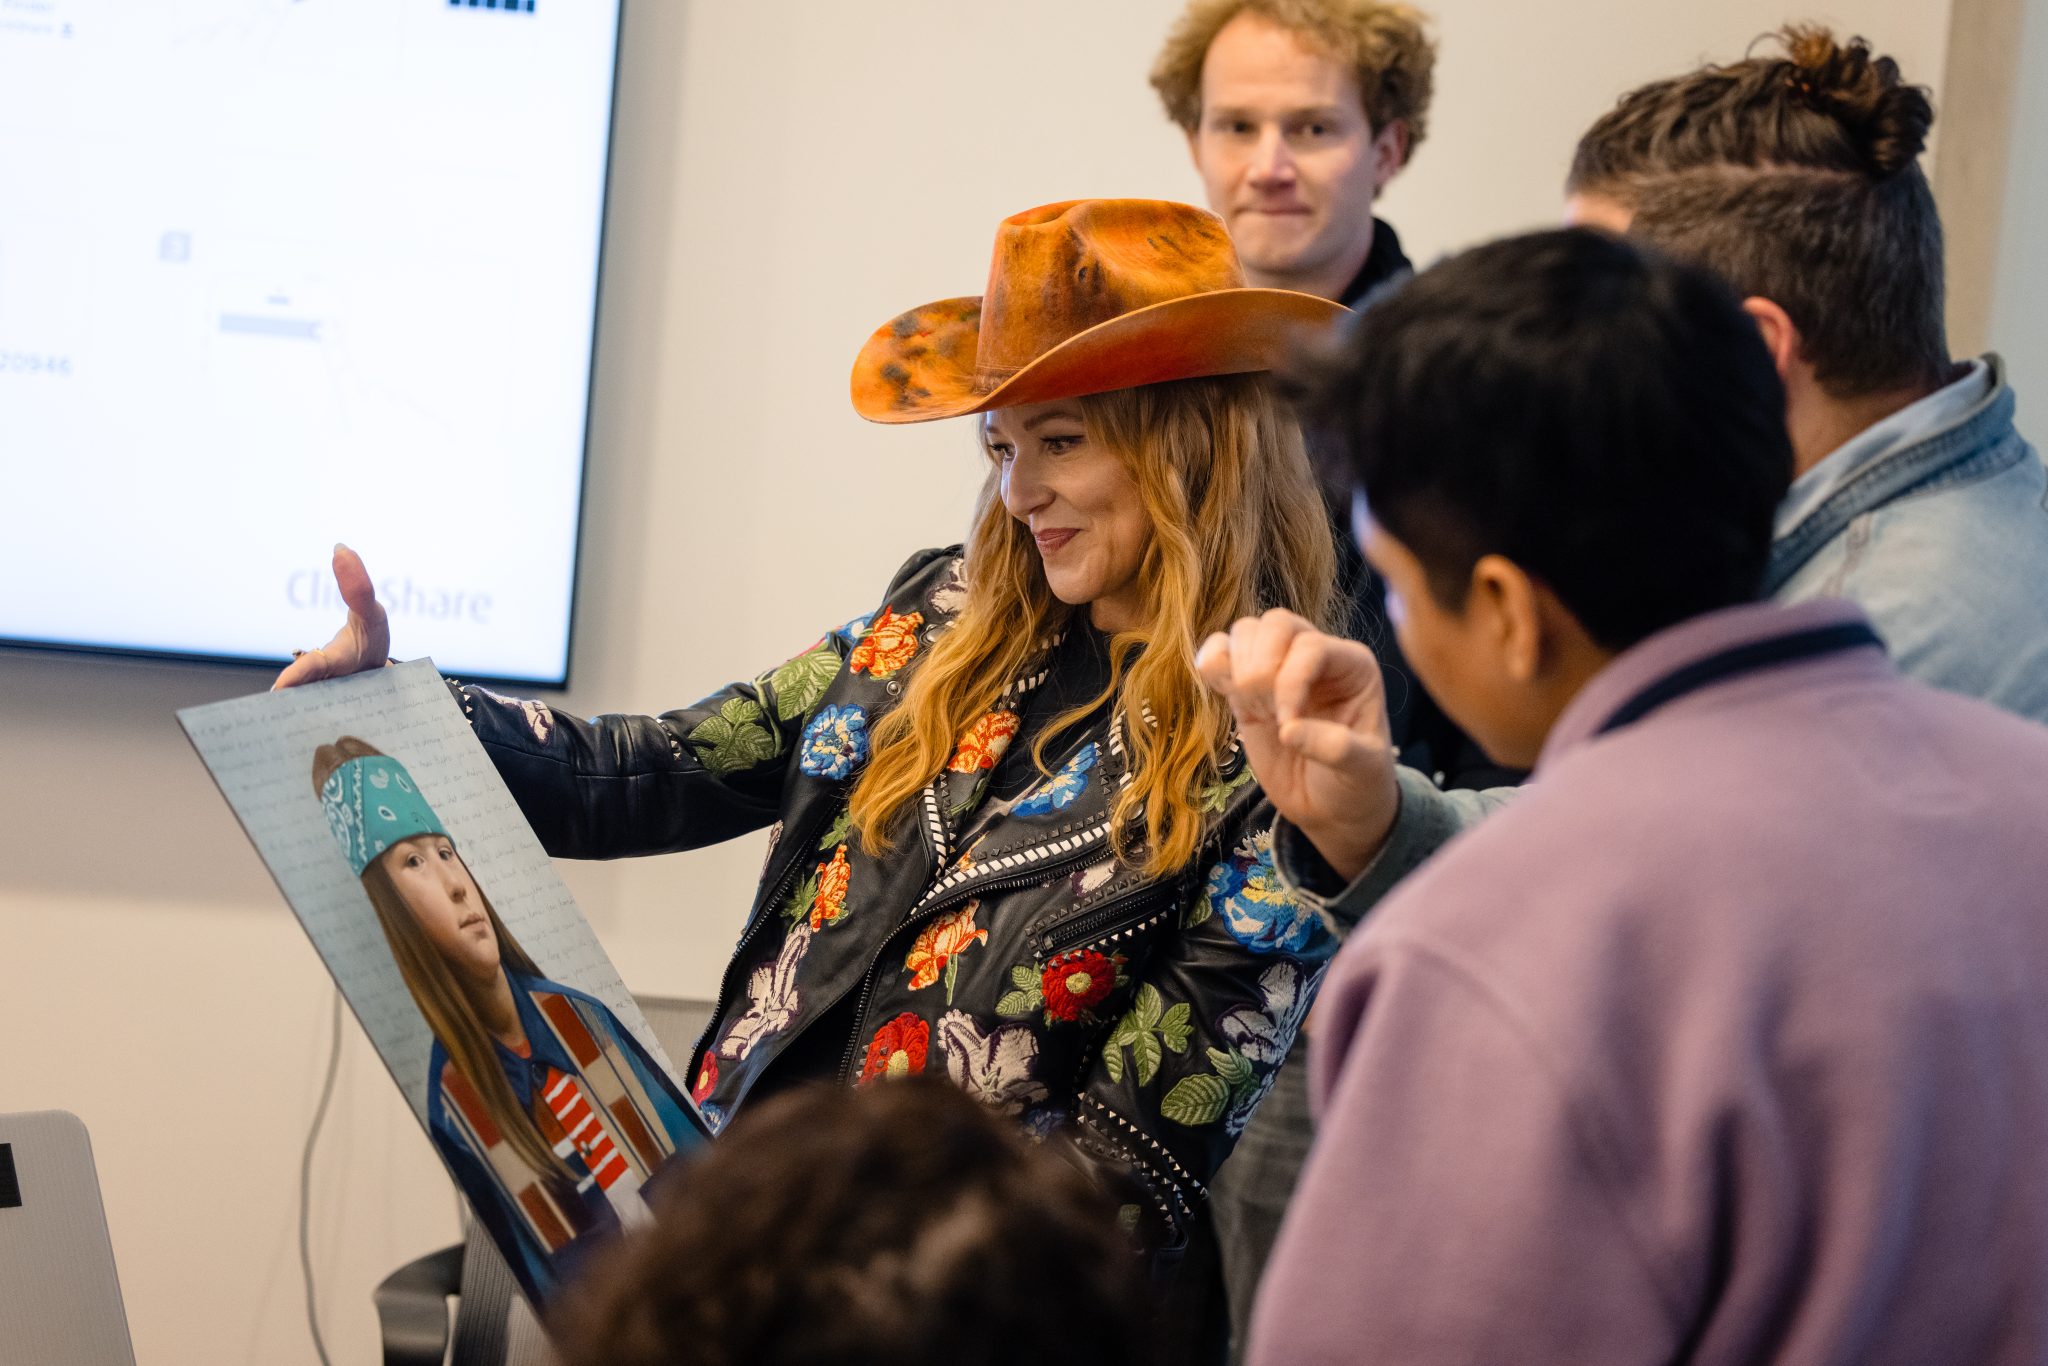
[0,0,624,686]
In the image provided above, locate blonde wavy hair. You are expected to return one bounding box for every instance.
[848,374,1338,878]
[1151,0,1438,151]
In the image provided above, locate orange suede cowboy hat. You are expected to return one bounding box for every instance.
[851,198,1350,423]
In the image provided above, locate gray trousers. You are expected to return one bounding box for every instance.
[1205,1031,1314,1363]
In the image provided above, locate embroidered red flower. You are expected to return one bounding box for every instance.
[860,1013,930,1084]
[691,1053,718,1104]
[1041,950,1118,1022]
[810,845,852,930]
[948,710,1021,773]
[849,606,925,679]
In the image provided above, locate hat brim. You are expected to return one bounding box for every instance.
[850,287,1351,425]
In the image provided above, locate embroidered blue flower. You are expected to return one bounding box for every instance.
[1014,743,1098,817]
[800,704,870,779]
[834,613,871,647]
[1206,830,1328,956]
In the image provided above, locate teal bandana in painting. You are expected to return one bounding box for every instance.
[319,753,450,877]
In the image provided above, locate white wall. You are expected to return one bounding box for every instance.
[1985,0,2048,401]
[0,3,1972,1362]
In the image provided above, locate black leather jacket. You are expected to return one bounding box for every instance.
[459,548,1335,1247]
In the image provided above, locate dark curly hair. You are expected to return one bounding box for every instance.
[1568,26,1948,397]
[547,1078,1159,1366]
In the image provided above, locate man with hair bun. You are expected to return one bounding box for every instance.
[1567,26,2048,724]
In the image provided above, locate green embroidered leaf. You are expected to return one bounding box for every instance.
[1161,1073,1230,1127]
[768,644,841,721]
[818,808,854,852]
[1159,1001,1193,1053]
[1133,1031,1164,1086]
[1214,1047,1257,1092]
[947,776,989,817]
[1011,964,1042,993]
[1116,1204,1142,1235]
[687,697,775,776]
[1183,899,1212,929]
[780,873,819,924]
[943,957,960,1006]
[1196,768,1256,813]
[996,989,1039,1018]
[1104,1042,1125,1085]
[1131,983,1164,1031]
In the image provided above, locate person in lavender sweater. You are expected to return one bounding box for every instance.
[1198,227,2048,1363]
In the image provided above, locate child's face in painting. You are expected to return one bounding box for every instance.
[380,835,500,979]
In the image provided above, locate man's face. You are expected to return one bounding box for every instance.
[1187,10,1406,291]
[1354,499,1554,768]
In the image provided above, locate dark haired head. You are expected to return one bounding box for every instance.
[1568,26,1947,396]
[1295,227,1792,652]
[549,1078,1158,1366]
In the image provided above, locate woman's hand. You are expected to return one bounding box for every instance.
[271,544,391,689]
[1196,609,1400,884]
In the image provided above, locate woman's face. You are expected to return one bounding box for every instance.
[982,399,1152,632]
[378,835,500,981]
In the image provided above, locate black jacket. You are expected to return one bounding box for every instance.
[459,548,1335,1249]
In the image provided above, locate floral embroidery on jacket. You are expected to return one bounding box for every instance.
[927,555,969,616]
[691,1054,717,1105]
[719,923,812,1061]
[799,705,870,779]
[849,606,924,679]
[904,903,988,1002]
[1218,960,1315,1068]
[1205,830,1326,955]
[1013,743,1098,817]
[1195,765,1255,813]
[949,710,1022,773]
[937,1010,1049,1115]
[996,949,1127,1026]
[1161,962,1316,1133]
[1103,984,1194,1086]
[1070,860,1116,897]
[806,845,853,930]
[688,697,776,776]
[764,640,841,721]
[860,1013,930,1084]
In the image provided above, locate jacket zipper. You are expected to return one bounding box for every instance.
[696,801,839,1071]
[1036,881,1176,958]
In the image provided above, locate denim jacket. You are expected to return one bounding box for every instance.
[1767,354,2048,723]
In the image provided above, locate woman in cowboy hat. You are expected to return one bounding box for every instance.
[311,736,704,1305]
[280,198,1344,1273]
